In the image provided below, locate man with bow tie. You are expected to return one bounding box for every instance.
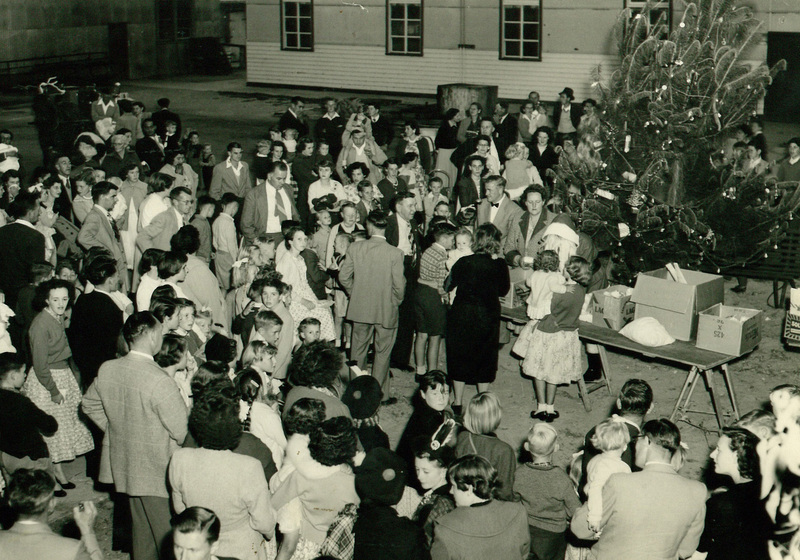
[553,87,582,146]
[77,181,130,292]
[477,175,524,256]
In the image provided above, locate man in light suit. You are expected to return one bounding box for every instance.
[209,142,252,199]
[77,181,130,292]
[240,160,300,244]
[477,175,524,256]
[339,210,406,400]
[82,312,188,560]
[571,419,707,560]
[136,186,193,252]
[0,192,45,308]
[0,469,102,560]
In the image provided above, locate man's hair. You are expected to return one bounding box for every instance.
[483,174,506,190]
[170,186,192,201]
[390,190,415,213]
[170,225,201,256]
[219,192,240,208]
[367,102,380,112]
[479,117,495,128]
[366,209,388,230]
[158,251,188,279]
[7,469,56,516]
[91,180,117,203]
[226,141,242,153]
[147,172,175,194]
[254,309,283,331]
[172,506,221,545]
[0,352,25,381]
[8,191,40,219]
[157,97,171,108]
[618,379,653,415]
[496,100,509,111]
[196,195,217,212]
[298,317,321,332]
[642,419,681,455]
[84,253,118,286]
[29,261,55,284]
[122,311,161,346]
[291,96,304,106]
[266,160,288,177]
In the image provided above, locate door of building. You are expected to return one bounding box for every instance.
[764,32,800,123]
[108,23,130,80]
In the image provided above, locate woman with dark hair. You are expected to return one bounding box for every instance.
[292,137,317,223]
[171,225,227,328]
[504,184,554,283]
[274,397,327,486]
[160,148,199,196]
[398,120,433,174]
[139,172,175,228]
[445,224,510,412]
[696,427,772,560]
[395,370,452,468]
[430,455,529,560]
[270,416,360,560]
[276,226,336,341]
[169,388,276,560]
[23,278,93,491]
[135,248,166,311]
[528,126,559,186]
[457,103,483,144]
[412,420,457,548]
[283,341,351,420]
[342,161,373,205]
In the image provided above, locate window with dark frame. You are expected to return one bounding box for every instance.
[282,0,314,51]
[157,0,192,42]
[500,0,542,61]
[625,0,672,31]
[387,0,423,56]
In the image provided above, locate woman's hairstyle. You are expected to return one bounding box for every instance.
[119,163,140,181]
[170,225,201,256]
[642,419,682,455]
[283,397,327,437]
[147,172,175,194]
[7,469,56,516]
[448,455,499,501]
[158,251,188,279]
[149,297,178,323]
[444,108,460,121]
[591,418,632,452]
[400,152,418,166]
[469,102,483,114]
[235,368,262,405]
[175,297,196,314]
[413,420,457,468]
[150,284,177,303]
[534,249,560,273]
[565,255,591,287]
[154,333,188,368]
[32,278,74,312]
[416,369,448,393]
[533,126,554,143]
[189,384,243,451]
[171,506,221,545]
[463,392,502,435]
[309,416,358,467]
[473,223,502,255]
[721,427,762,481]
[271,140,286,157]
[287,340,342,390]
[283,225,305,250]
[521,184,549,206]
[504,142,525,160]
[345,161,370,180]
[190,362,231,400]
[138,248,165,276]
[241,339,276,370]
[297,137,314,154]
[405,120,421,135]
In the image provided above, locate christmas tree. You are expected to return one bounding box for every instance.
[551,0,800,283]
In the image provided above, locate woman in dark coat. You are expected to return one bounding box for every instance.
[445,223,510,412]
[528,126,559,186]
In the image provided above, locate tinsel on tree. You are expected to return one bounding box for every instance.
[551,0,800,283]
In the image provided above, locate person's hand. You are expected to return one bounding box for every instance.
[244,300,262,314]
[301,298,316,311]
[520,258,533,270]
[73,501,98,535]
[52,392,64,405]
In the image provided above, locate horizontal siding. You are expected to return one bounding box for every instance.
[246,43,620,101]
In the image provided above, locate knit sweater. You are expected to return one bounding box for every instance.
[514,462,581,533]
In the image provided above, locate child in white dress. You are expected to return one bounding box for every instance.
[512,250,566,357]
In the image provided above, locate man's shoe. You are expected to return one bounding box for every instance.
[731,285,747,293]
[59,481,76,490]
[381,397,398,406]
[54,488,68,498]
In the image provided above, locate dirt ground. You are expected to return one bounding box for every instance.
[2,72,799,558]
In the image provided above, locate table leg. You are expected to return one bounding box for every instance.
[703,369,725,429]
[597,345,613,396]
[670,366,699,423]
[576,376,592,412]
[720,364,740,421]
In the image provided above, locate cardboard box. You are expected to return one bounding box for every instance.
[631,268,724,341]
[500,280,530,309]
[590,285,635,331]
[696,304,762,356]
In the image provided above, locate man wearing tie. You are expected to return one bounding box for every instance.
[77,181,130,292]
[240,160,300,245]
[477,176,524,256]
[53,154,76,223]
[355,180,377,226]
[135,119,166,173]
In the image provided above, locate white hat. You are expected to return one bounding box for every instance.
[542,222,580,246]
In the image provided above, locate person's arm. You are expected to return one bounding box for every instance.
[527,162,544,186]
[518,116,532,143]
[73,501,103,560]
[371,141,388,167]
[29,319,61,402]
[547,274,568,294]
[337,245,355,291]
[153,377,189,445]
[240,193,257,244]
[336,149,348,183]
[274,312,293,380]
[247,462,276,539]
[392,252,407,307]
[76,214,102,251]
[430,525,452,560]
[136,212,165,252]
[456,118,470,144]
[679,499,707,560]
[26,396,59,436]
[81,380,108,432]
[209,165,223,199]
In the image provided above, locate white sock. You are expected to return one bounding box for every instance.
[537,403,547,412]
[546,404,554,413]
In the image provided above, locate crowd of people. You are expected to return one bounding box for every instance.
[0,86,795,560]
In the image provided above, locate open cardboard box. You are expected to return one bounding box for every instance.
[696,304,762,356]
[631,268,724,341]
[590,285,635,331]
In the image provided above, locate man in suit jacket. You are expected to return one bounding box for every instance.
[571,419,706,560]
[553,87,582,146]
[339,210,406,398]
[137,186,193,252]
[493,101,518,162]
[53,154,77,223]
[136,118,166,173]
[366,102,393,149]
[82,312,188,560]
[241,161,300,244]
[279,96,309,138]
[151,97,182,139]
[314,98,346,159]
[0,192,46,308]
[477,176,524,256]
[384,192,422,371]
[209,142,252,199]
[76,181,130,293]
[0,469,102,560]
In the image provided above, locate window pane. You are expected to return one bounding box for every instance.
[505,6,521,22]
[300,33,312,48]
[299,3,311,16]
[504,23,520,40]
[286,18,298,32]
[523,41,539,58]
[391,4,404,18]
[407,21,421,37]
[299,16,311,32]
[391,20,405,35]
[392,38,405,52]
[286,34,297,48]
[523,23,537,40]
[505,41,520,57]
[284,2,297,16]
[407,38,421,53]
[523,5,539,22]
[408,4,421,18]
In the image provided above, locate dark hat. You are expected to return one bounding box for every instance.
[355,448,407,505]
[342,375,383,419]
[559,87,575,100]
[205,334,237,363]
